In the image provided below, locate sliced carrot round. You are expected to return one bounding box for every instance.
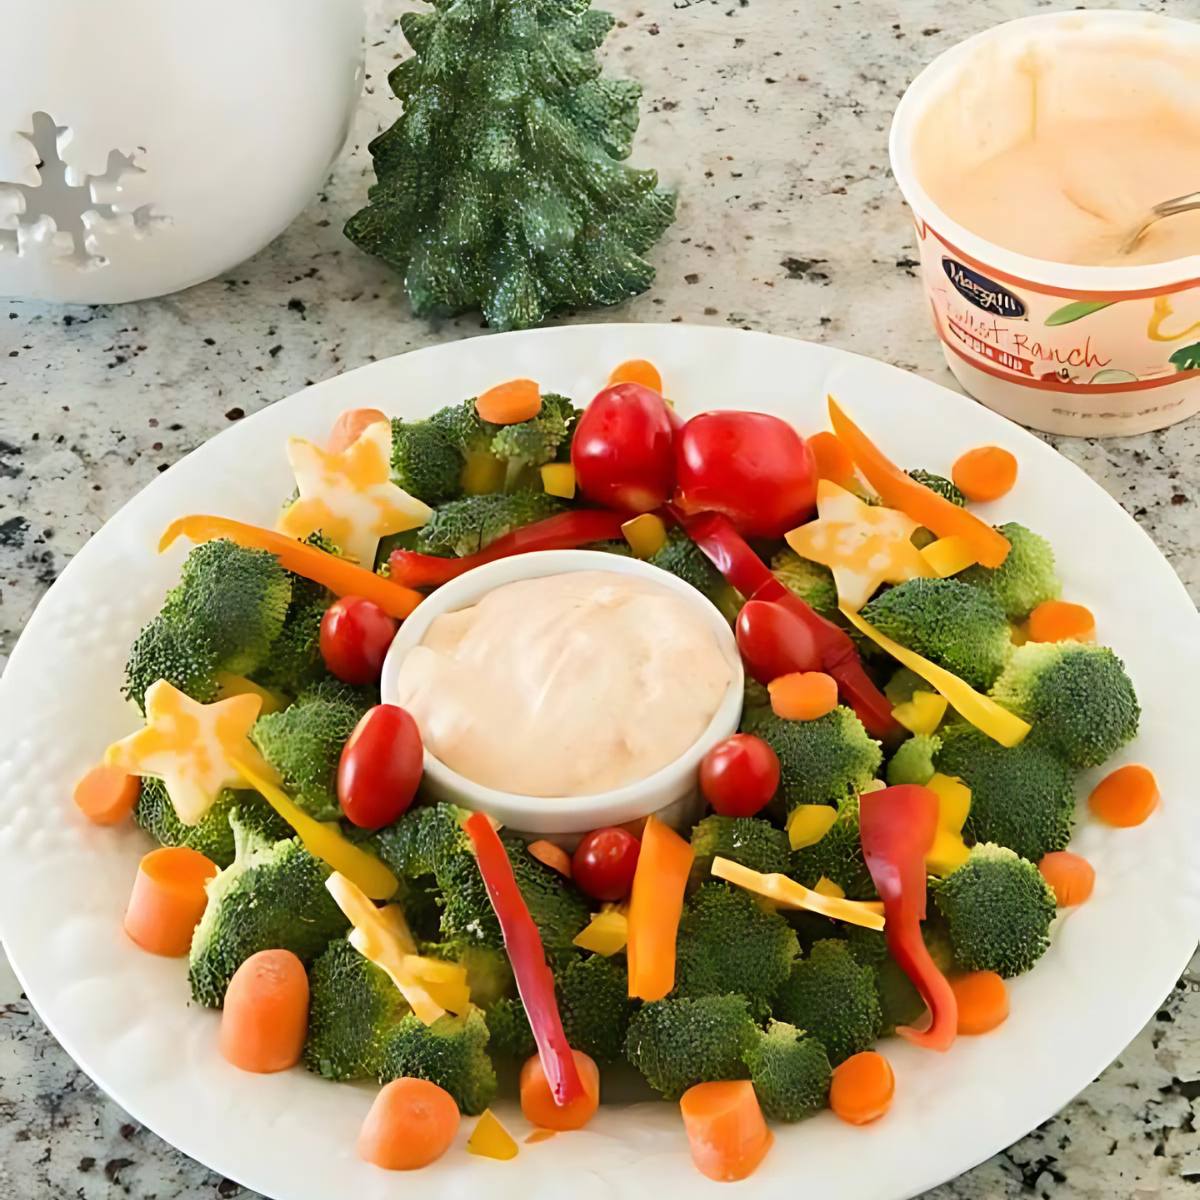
[609,359,663,394]
[124,846,218,957]
[328,408,388,454]
[527,840,572,879]
[1089,763,1159,828]
[1038,850,1095,906]
[519,1050,599,1131]
[74,764,140,826]
[476,379,541,425]
[830,1050,895,1125]
[769,671,839,721]
[952,445,1018,502]
[679,1079,773,1182]
[808,430,857,487]
[358,1077,460,1170]
[219,949,310,1073]
[951,971,1009,1035]
[1027,600,1095,644]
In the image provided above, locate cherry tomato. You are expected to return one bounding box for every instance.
[320,596,398,685]
[699,734,780,818]
[736,598,822,684]
[571,827,641,902]
[571,382,676,514]
[674,411,817,538]
[337,704,423,829]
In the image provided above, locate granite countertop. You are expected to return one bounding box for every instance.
[0,0,1196,1196]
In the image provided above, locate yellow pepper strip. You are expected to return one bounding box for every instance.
[462,450,507,495]
[232,758,398,901]
[839,605,1031,748]
[787,804,838,850]
[711,857,885,931]
[891,690,948,736]
[920,536,978,578]
[214,672,286,715]
[621,512,668,558]
[928,773,971,833]
[376,903,417,953]
[573,906,629,956]
[467,1110,519,1161]
[540,462,577,499]
[926,830,970,876]
[404,956,471,1014]
[813,876,845,899]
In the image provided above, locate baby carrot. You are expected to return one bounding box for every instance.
[807,430,857,487]
[358,1077,460,1171]
[74,764,140,826]
[1027,600,1095,644]
[124,846,218,957]
[952,445,1018,502]
[679,1080,773,1183]
[829,1051,895,1125]
[1038,850,1096,907]
[528,840,572,879]
[1089,763,1159,828]
[951,971,1009,1035]
[476,379,542,425]
[769,671,839,721]
[219,949,310,1073]
[520,1050,600,1131]
[328,408,388,454]
[609,359,663,394]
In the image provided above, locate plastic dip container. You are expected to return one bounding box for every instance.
[890,10,1200,436]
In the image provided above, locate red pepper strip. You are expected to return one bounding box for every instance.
[673,509,900,741]
[462,813,584,1107]
[389,509,628,588]
[859,785,957,1051]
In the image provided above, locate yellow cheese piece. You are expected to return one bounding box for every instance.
[404,956,471,1015]
[711,857,885,932]
[813,876,845,899]
[214,672,286,715]
[920,536,978,577]
[787,804,838,850]
[467,1109,519,1161]
[840,605,1031,747]
[927,773,971,834]
[573,907,629,956]
[540,462,577,499]
[233,759,398,901]
[891,689,948,736]
[621,512,668,558]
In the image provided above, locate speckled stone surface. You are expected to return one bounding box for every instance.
[0,0,1196,1196]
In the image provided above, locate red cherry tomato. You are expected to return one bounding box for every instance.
[571,382,676,514]
[571,827,641,902]
[337,704,423,829]
[699,734,780,818]
[320,597,398,685]
[736,598,823,684]
[674,411,817,538]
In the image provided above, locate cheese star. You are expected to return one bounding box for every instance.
[105,680,271,826]
[277,419,431,566]
[786,479,932,610]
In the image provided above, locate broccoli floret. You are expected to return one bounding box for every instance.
[790,793,876,900]
[188,812,349,1007]
[649,530,742,622]
[378,1008,497,1114]
[483,997,537,1060]
[743,1020,832,1122]
[884,667,927,707]
[689,815,792,886]
[990,642,1139,769]
[740,706,882,810]
[772,548,840,618]
[428,399,498,458]
[907,470,966,505]
[417,492,566,557]
[624,994,759,1100]
[933,844,1057,977]
[390,417,464,506]
[959,523,1060,619]
[304,938,409,1080]
[123,611,222,711]
[376,802,475,881]
[557,954,635,1065]
[935,723,1077,862]
[885,733,942,786]
[487,393,578,488]
[772,940,882,1065]
[743,675,771,712]
[862,578,1011,690]
[674,883,799,1017]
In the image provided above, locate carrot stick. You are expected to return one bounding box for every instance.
[679,1080,773,1182]
[828,397,1011,568]
[951,446,1018,503]
[476,379,541,425]
[159,515,422,620]
[219,949,310,1072]
[329,408,388,454]
[520,1051,600,1131]
[124,846,218,957]
[626,816,694,1001]
[808,430,857,487]
[74,764,140,826]
[1037,850,1096,906]
[950,971,1009,1035]
[768,671,839,721]
[1088,763,1159,828]
[358,1078,461,1171]
[608,359,664,394]
[1027,600,1095,644]
[829,1050,895,1125]
[527,840,572,879]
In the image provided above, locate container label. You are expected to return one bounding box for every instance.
[942,258,1026,319]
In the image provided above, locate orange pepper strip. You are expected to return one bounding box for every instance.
[159,515,423,620]
[626,816,694,1001]
[827,397,1011,569]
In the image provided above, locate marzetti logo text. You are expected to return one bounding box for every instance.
[942,258,1026,318]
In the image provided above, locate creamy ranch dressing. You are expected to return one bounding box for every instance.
[391,570,734,797]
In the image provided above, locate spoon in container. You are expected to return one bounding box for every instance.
[1120,190,1200,256]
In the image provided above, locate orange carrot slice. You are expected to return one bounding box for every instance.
[219,949,309,1072]
[124,846,218,957]
[679,1080,773,1182]
[808,430,857,487]
[830,1051,895,1125]
[951,446,1018,502]
[768,671,839,721]
[608,359,664,394]
[476,379,541,425]
[626,816,694,1001]
[329,408,388,454]
[528,840,572,879]
[74,764,140,826]
[1089,763,1159,828]
[358,1078,460,1171]
[519,1051,600,1131]
[951,971,1009,1035]
[1038,850,1096,906]
[1027,600,1095,644]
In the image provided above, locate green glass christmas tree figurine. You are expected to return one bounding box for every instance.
[345,0,676,331]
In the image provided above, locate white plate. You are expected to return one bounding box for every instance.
[1,324,1197,1200]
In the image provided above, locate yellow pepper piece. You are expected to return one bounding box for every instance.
[920,536,978,578]
[891,689,948,736]
[467,1109,519,1161]
[839,605,1031,747]
[711,857,885,931]
[927,773,971,834]
[214,672,286,715]
[540,462,577,499]
[233,759,398,901]
[621,512,668,558]
[461,450,507,495]
[787,804,838,850]
[573,907,629,956]
[405,956,471,1014]
[813,876,845,899]
[926,828,971,876]
[1011,620,1029,647]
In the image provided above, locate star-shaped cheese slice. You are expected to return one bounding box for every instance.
[785,479,932,610]
[105,680,271,826]
[277,419,431,567]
